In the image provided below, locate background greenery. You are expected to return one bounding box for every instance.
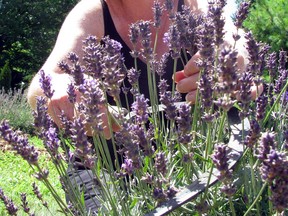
[240,0,288,52]
[0,0,79,89]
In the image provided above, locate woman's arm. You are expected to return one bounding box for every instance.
[27,0,104,110]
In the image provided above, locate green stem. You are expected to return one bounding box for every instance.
[244,182,268,216]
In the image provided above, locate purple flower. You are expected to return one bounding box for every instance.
[234,1,251,29]
[207,1,226,46]
[278,50,287,71]
[0,120,39,164]
[82,35,103,79]
[39,70,55,99]
[78,79,106,133]
[43,127,60,160]
[199,74,213,109]
[196,19,215,67]
[164,0,175,18]
[257,132,276,161]
[274,69,288,95]
[215,46,239,94]
[121,158,134,176]
[138,21,153,60]
[132,124,154,156]
[238,71,253,119]
[116,122,141,171]
[259,149,288,213]
[256,95,268,121]
[244,119,261,148]
[153,187,166,202]
[211,143,232,181]
[32,182,48,208]
[0,188,18,215]
[265,52,277,81]
[131,94,149,124]
[164,24,181,59]
[211,143,235,197]
[127,68,140,86]
[245,31,260,76]
[151,52,169,77]
[67,83,77,104]
[70,117,91,160]
[67,52,86,86]
[176,103,192,144]
[155,152,168,176]
[20,193,32,214]
[129,23,140,45]
[101,37,126,99]
[153,1,163,28]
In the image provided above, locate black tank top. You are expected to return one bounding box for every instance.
[100,0,186,108]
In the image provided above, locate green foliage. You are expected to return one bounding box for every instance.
[0,88,34,134]
[0,0,79,88]
[244,0,288,51]
[0,61,12,91]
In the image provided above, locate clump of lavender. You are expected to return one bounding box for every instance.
[211,144,235,197]
[258,132,288,213]
[0,188,18,215]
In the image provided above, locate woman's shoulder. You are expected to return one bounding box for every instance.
[185,0,208,14]
[63,0,105,38]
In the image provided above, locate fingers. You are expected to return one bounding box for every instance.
[183,51,201,76]
[185,90,197,103]
[235,83,264,101]
[176,71,199,93]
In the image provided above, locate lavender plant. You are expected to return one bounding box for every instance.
[1,0,288,215]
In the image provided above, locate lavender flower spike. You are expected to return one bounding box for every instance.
[39,70,55,99]
[234,1,251,29]
[0,188,18,215]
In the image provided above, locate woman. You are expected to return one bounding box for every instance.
[27,0,258,213]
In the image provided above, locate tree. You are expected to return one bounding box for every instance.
[0,0,79,88]
[0,61,12,91]
[243,0,288,51]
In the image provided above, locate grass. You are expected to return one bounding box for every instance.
[0,136,64,215]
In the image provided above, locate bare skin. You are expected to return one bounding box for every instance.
[27,0,261,138]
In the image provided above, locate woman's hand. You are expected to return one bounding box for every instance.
[174,52,201,103]
[42,74,119,139]
[174,51,263,103]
